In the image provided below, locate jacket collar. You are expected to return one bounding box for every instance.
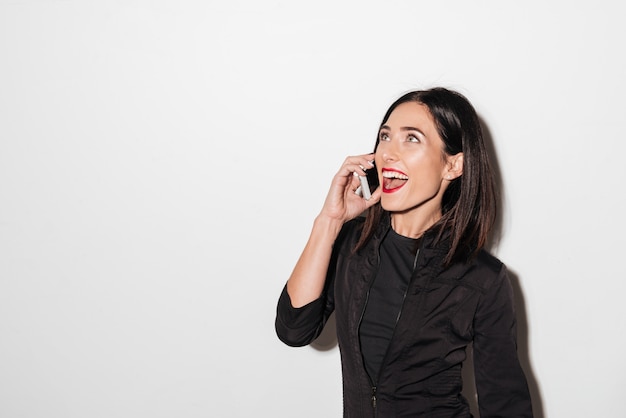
[370,212,472,280]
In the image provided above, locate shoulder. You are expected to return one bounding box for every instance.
[444,249,508,293]
[474,249,505,277]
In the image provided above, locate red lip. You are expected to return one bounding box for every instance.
[381,168,408,193]
[382,168,407,175]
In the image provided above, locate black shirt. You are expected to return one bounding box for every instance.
[359,228,420,385]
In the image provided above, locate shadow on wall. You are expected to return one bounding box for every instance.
[481,118,545,416]
[509,269,545,418]
[480,117,504,251]
[311,312,338,351]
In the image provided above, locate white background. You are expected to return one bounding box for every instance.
[1,1,625,417]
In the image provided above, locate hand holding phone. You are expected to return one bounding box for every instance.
[357,162,379,200]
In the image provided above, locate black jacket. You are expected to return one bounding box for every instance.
[276,214,533,417]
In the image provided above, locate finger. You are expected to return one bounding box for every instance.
[363,186,382,207]
[343,154,375,176]
[351,171,362,190]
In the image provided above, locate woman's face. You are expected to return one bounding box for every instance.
[374,101,459,216]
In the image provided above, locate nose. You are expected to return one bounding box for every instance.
[382,151,395,162]
[380,139,400,162]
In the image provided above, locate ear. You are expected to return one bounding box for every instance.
[443,152,463,181]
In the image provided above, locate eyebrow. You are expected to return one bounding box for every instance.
[380,125,426,136]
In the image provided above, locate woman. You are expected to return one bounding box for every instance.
[275,87,533,417]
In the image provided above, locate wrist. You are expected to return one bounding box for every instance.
[313,214,344,238]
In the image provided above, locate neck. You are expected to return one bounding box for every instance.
[391,209,442,239]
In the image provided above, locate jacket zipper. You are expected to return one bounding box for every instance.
[358,239,382,417]
[359,231,422,417]
[394,248,420,325]
[371,385,377,415]
[369,245,422,416]
[360,283,378,417]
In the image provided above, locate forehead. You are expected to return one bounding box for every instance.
[384,102,436,129]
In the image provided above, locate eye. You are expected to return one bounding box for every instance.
[379,132,390,142]
[407,134,420,143]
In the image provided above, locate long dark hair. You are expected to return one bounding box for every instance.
[355,87,498,266]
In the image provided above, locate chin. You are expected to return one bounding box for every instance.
[380,197,405,212]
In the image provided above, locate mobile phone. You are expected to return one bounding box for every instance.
[358,162,379,200]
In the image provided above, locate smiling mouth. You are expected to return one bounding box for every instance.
[382,169,408,193]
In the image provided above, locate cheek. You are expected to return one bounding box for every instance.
[408,161,446,193]
[409,154,445,180]
[409,175,442,199]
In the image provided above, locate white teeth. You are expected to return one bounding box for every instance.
[382,171,409,180]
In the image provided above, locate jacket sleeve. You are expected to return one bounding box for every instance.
[473,264,534,417]
[274,219,358,347]
[274,285,332,347]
